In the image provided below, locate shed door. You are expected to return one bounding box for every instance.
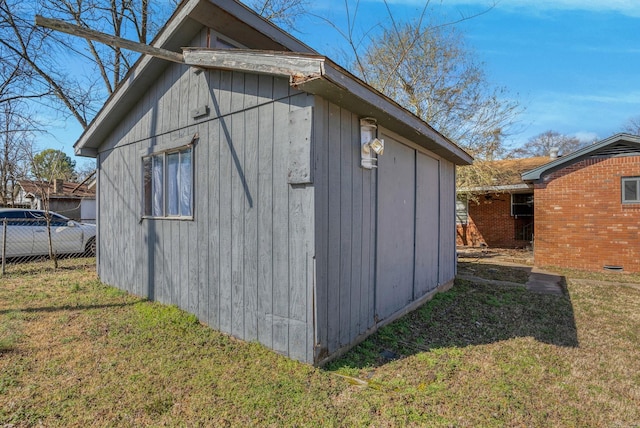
[414,153,440,295]
[376,137,416,320]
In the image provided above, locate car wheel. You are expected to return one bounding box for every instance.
[85,237,96,256]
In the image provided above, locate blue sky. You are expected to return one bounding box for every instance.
[42,0,640,163]
[295,0,640,150]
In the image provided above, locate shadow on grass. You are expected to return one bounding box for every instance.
[326,263,577,371]
[0,301,140,316]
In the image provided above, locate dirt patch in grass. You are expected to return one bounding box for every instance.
[1,259,639,427]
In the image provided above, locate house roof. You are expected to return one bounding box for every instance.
[522,133,640,181]
[73,0,473,166]
[458,156,552,192]
[17,180,96,199]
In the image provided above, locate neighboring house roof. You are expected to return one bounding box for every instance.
[522,133,640,181]
[17,180,96,199]
[73,0,473,166]
[459,156,552,193]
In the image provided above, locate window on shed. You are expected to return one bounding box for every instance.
[456,198,468,225]
[143,146,193,218]
[511,193,533,217]
[622,177,640,203]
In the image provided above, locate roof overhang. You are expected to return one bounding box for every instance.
[457,183,533,193]
[74,0,472,166]
[182,49,472,165]
[522,133,640,181]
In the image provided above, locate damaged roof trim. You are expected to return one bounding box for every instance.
[182,48,325,79]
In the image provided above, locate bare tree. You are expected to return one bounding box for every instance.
[622,115,640,135]
[510,130,586,158]
[357,20,519,160]
[326,2,521,198]
[0,100,36,206]
[249,0,308,31]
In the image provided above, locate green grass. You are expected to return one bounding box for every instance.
[1,259,639,426]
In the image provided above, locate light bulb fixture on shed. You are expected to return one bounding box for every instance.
[360,117,384,169]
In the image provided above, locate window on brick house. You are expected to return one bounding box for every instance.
[456,197,468,225]
[511,193,533,217]
[622,177,640,203]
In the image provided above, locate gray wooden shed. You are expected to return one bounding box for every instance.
[74,0,472,365]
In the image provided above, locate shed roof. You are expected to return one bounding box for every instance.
[521,133,640,181]
[73,0,472,166]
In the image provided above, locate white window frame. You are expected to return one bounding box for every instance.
[622,177,640,204]
[142,144,194,220]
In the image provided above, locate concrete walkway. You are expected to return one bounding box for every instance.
[457,249,565,295]
[525,267,564,295]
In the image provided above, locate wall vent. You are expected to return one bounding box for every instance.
[603,265,623,272]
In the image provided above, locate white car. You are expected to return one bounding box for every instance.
[0,209,96,258]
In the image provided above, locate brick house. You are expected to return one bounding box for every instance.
[522,133,640,273]
[456,156,552,248]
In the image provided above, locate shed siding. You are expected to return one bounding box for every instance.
[439,161,457,284]
[96,29,316,362]
[313,115,457,361]
[313,100,377,359]
[376,137,417,320]
[415,152,441,295]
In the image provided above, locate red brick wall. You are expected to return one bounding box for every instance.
[456,192,533,248]
[534,156,640,273]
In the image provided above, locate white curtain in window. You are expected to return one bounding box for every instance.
[152,155,164,216]
[167,152,180,215]
[179,149,192,216]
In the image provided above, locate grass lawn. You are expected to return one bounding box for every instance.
[1,258,639,427]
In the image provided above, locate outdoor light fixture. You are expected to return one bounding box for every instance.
[360,117,384,169]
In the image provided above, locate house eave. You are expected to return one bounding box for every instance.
[522,133,640,181]
[458,183,533,193]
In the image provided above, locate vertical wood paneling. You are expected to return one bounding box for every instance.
[312,97,328,360]
[271,84,290,355]
[206,70,221,330]
[217,70,233,333]
[256,75,274,348]
[350,121,363,341]
[360,152,374,332]
[230,72,246,339]
[197,126,210,323]
[338,108,353,347]
[375,137,416,321]
[326,102,341,352]
[243,75,259,342]
[287,103,314,362]
[439,161,456,284]
[415,153,440,295]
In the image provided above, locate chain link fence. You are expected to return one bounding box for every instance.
[0,217,96,275]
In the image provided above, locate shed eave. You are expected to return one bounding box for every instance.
[74,0,319,157]
[300,61,473,166]
[182,48,325,78]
